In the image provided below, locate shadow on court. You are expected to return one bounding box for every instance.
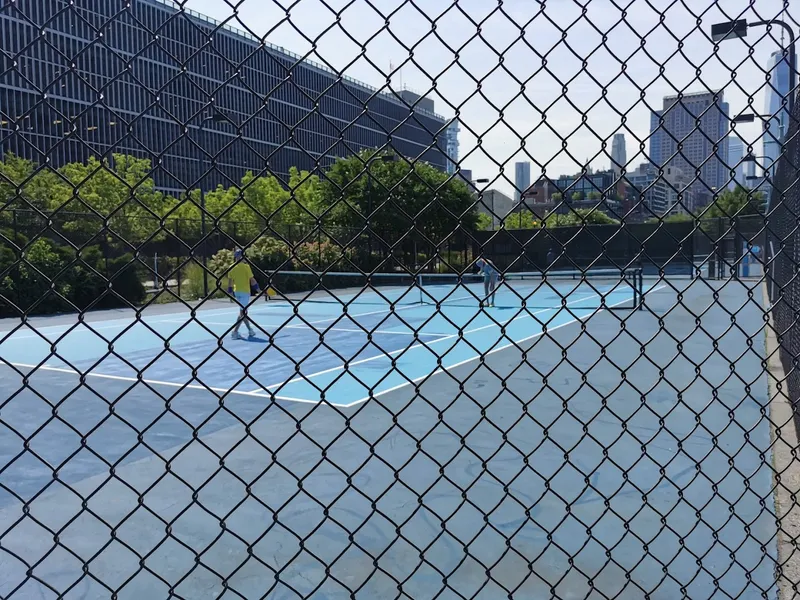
[0,278,772,600]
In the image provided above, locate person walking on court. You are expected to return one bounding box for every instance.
[476,257,499,308]
[227,247,261,340]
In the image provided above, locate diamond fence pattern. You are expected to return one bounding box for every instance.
[0,0,798,598]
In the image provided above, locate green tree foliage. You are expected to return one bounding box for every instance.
[475,213,493,231]
[58,154,176,243]
[0,238,144,317]
[704,186,765,219]
[320,150,479,240]
[505,211,540,230]
[544,209,620,227]
[645,212,694,224]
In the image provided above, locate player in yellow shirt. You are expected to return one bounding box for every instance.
[226,248,260,340]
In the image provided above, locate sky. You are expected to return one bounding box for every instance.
[180,0,796,196]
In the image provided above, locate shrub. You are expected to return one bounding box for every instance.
[295,240,352,271]
[0,240,145,317]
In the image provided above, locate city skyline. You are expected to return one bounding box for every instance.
[178,0,788,198]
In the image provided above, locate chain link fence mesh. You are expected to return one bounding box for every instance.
[0,0,798,598]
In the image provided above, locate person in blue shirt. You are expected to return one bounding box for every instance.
[475,257,499,307]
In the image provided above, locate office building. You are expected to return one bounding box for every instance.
[626,162,657,209]
[649,91,730,206]
[444,120,460,175]
[762,50,791,197]
[626,162,693,215]
[520,169,626,218]
[0,0,449,193]
[514,161,531,202]
[727,135,745,190]
[611,133,627,174]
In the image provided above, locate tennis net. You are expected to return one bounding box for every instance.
[417,268,644,310]
[263,268,644,310]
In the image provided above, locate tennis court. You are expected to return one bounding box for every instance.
[0,268,644,408]
[0,271,773,599]
[1,264,778,600]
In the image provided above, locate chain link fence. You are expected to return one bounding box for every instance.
[0,0,798,598]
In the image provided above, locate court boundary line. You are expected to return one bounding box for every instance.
[258,284,644,394]
[0,361,325,405]
[337,283,667,408]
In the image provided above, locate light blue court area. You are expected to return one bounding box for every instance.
[0,274,643,407]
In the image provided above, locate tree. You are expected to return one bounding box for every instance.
[544,209,619,227]
[320,150,479,240]
[571,191,584,202]
[551,192,563,202]
[587,191,602,201]
[475,213,493,231]
[646,213,694,224]
[505,211,540,230]
[58,155,176,244]
[705,186,765,219]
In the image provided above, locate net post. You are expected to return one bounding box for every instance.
[417,274,423,305]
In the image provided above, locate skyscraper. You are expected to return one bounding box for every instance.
[611,133,627,174]
[762,50,791,195]
[649,111,664,167]
[727,135,745,190]
[514,161,531,203]
[445,120,461,175]
[649,90,730,207]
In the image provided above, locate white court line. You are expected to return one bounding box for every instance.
[260,285,635,393]
[0,360,328,406]
[338,283,668,408]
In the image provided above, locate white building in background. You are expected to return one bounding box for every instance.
[727,135,745,190]
[514,161,531,202]
[611,133,627,174]
[762,50,791,197]
[444,120,461,175]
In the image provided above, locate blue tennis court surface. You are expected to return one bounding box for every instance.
[0,274,644,407]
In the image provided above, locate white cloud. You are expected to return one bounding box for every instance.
[183,0,796,195]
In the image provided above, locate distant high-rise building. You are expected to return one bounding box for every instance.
[727,135,745,190]
[762,50,791,197]
[649,110,664,167]
[514,162,531,202]
[611,133,627,174]
[649,90,730,207]
[444,120,461,175]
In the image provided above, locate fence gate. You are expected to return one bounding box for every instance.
[0,1,798,599]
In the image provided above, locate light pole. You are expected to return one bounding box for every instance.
[711,19,796,117]
[198,111,229,297]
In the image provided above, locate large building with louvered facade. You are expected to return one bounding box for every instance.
[0,0,450,193]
